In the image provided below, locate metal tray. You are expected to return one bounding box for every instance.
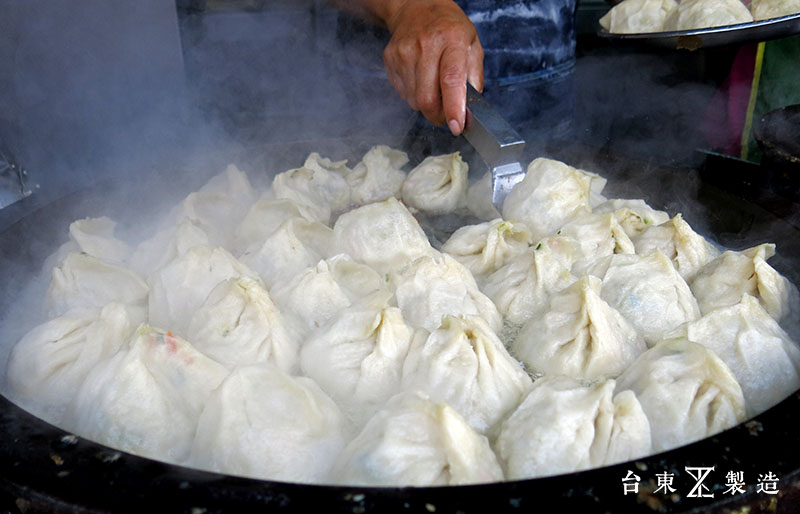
[599,12,800,50]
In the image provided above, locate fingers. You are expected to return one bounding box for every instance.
[415,39,446,127]
[386,67,405,105]
[384,42,416,110]
[438,45,468,135]
[381,0,484,134]
[409,33,473,133]
[467,39,485,93]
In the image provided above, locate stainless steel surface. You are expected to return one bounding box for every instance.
[462,83,526,210]
[598,12,800,50]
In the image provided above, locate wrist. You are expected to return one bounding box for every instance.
[374,0,412,32]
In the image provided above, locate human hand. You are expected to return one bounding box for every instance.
[382,0,484,135]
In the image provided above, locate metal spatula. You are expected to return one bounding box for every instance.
[462,83,526,211]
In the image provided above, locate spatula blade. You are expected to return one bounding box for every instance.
[462,84,526,212]
[491,162,525,210]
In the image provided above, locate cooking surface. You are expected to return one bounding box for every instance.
[2,2,800,512]
[2,135,800,513]
[2,389,800,514]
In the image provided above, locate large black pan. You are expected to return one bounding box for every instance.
[1,142,800,513]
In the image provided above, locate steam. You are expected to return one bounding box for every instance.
[570,50,720,168]
[1,2,418,205]
[0,1,424,393]
[2,2,800,408]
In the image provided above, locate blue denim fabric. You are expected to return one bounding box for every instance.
[457,0,577,84]
[457,0,577,140]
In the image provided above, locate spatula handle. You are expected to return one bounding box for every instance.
[463,83,525,167]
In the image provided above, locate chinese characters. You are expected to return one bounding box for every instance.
[622,467,780,497]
